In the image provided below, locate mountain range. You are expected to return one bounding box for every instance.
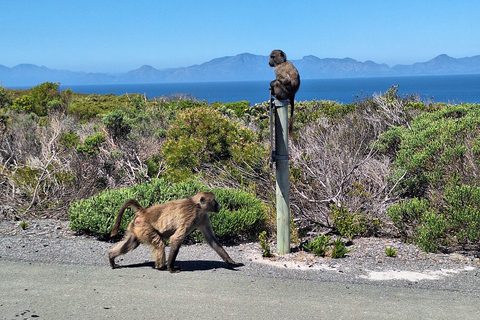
[1,53,480,87]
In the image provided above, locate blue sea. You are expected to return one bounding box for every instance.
[60,74,480,105]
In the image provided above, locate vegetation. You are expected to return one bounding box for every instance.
[385,246,398,257]
[259,231,273,257]
[1,82,480,253]
[69,178,266,240]
[303,235,352,258]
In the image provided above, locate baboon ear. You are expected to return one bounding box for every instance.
[199,196,206,204]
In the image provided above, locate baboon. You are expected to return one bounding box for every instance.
[108,192,238,273]
[269,49,301,133]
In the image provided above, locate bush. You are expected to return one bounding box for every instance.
[68,178,266,240]
[76,132,106,157]
[383,103,480,252]
[330,237,352,258]
[385,247,397,257]
[161,106,268,182]
[0,86,12,109]
[259,231,273,257]
[10,82,62,116]
[330,204,381,239]
[304,234,331,257]
[102,109,132,139]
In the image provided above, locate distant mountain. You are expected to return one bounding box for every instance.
[1,53,480,87]
[392,54,480,75]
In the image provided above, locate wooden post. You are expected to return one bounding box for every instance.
[274,99,290,254]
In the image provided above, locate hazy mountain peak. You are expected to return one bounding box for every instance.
[2,53,480,86]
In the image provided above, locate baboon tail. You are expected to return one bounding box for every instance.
[110,199,144,237]
[288,97,295,133]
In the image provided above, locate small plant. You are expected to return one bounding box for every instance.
[330,238,352,259]
[76,132,106,157]
[304,234,331,257]
[259,231,273,257]
[385,246,398,257]
[19,220,28,230]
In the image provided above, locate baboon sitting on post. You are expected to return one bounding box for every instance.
[108,192,238,273]
[269,49,301,133]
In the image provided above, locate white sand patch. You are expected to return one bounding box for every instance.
[244,249,339,271]
[361,266,476,282]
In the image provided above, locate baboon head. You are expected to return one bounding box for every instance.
[269,49,287,67]
[194,191,221,213]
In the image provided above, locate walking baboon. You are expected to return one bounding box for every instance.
[108,192,238,273]
[269,49,301,133]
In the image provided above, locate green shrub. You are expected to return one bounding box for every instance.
[415,211,447,252]
[443,184,480,244]
[330,238,352,259]
[68,178,266,240]
[304,235,352,258]
[76,132,106,157]
[387,198,431,240]
[259,231,273,257]
[102,109,132,139]
[67,94,119,121]
[392,104,480,198]
[383,103,480,252]
[59,132,80,149]
[161,106,267,182]
[385,247,397,257]
[304,234,331,257]
[331,204,381,239]
[145,154,162,178]
[0,87,12,109]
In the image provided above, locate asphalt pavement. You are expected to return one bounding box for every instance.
[1,259,480,320]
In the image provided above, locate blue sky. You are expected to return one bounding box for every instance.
[1,0,479,73]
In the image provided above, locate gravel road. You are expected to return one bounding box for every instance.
[1,219,480,319]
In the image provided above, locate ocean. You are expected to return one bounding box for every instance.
[60,74,480,105]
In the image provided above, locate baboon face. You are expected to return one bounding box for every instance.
[196,192,221,213]
[269,50,287,67]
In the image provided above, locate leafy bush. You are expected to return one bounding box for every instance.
[330,204,381,239]
[76,132,106,157]
[304,234,331,257]
[385,246,397,257]
[10,82,62,116]
[161,106,268,182]
[68,178,266,240]
[102,109,132,139]
[0,86,12,109]
[304,235,352,258]
[259,231,273,257]
[330,238,352,258]
[67,93,119,121]
[383,103,480,252]
[59,132,80,149]
[390,104,480,197]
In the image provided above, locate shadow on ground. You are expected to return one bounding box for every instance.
[117,260,244,272]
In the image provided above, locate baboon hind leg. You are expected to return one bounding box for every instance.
[108,233,140,269]
[150,234,167,270]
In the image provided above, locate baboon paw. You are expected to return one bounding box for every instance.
[156,265,167,271]
[167,266,181,273]
[227,260,239,267]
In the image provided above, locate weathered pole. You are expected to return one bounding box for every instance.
[274,99,290,254]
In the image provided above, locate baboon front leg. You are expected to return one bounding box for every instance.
[166,233,185,273]
[108,233,140,268]
[199,224,238,267]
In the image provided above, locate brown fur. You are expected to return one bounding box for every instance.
[108,192,238,273]
[269,49,301,134]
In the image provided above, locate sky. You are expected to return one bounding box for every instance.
[1,0,480,73]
